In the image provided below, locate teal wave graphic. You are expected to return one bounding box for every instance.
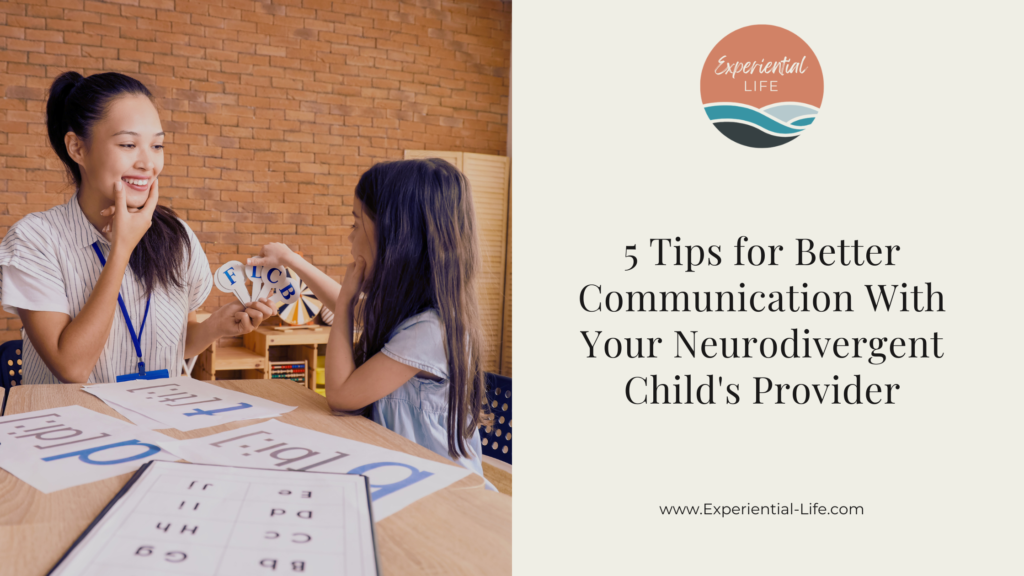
[761,103,819,124]
[704,104,808,135]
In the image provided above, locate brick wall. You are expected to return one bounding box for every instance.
[0,0,510,343]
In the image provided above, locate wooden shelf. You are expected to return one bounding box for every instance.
[195,326,332,390]
[215,346,265,371]
[244,326,328,390]
[195,342,266,382]
[247,325,332,348]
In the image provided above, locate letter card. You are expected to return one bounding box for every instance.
[154,419,474,520]
[0,405,180,493]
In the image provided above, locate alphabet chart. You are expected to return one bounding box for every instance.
[49,460,379,576]
[0,405,180,494]
[83,377,296,432]
[155,419,473,520]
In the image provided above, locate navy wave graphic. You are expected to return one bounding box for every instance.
[705,103,818,148]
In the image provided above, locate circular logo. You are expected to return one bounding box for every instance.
[701,25,824,148]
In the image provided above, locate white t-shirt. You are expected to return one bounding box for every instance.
[0,194,213,384]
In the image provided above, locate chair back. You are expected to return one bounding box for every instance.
[481,372,512,465]
[1,340,24,415]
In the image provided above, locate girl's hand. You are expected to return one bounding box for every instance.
[208,298,276,337]
[99,179,160,255]
[247,243,297,269]
[337,256,366,310]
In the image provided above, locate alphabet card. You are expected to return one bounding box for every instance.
[0,405,180,494]
[246,264,264,303]
[155,419,473,520]
[262,264,298,305]
[215,260,301,306]
[214,260,249,304]
[48,460,379,576]
[83,377,296,432]
[98,398,167,430]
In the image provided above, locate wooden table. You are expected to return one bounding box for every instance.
[0,381,511,576]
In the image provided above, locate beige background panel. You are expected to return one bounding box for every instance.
[513,1,1022,574]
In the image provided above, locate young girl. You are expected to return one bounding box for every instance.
[0,71,274,384]
[249,159,494,483]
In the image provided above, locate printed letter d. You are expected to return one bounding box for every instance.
[41,439,161,465]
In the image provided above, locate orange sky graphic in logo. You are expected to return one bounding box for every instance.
[701,25,824,148]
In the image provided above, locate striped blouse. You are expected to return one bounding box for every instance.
[0,194,212,384]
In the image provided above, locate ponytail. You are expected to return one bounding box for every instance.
[46,71,85,184]
[45,71,191,296]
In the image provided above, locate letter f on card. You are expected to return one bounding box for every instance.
[183,403,253,417]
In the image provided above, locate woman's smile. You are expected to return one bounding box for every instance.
[121,175,151,192]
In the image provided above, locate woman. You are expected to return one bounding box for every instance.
[0,71,274,384]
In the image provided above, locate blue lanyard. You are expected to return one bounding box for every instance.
[91,242,150,376]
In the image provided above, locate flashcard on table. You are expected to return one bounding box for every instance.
[154,419,473,520]
[0,405,180,494]
[48,460,380,576]
[214,260,249,304]
[83,377,296,432]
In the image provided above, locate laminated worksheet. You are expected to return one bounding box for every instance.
[156,419,474,520]
[0,406,180,494]
[49,460,380,576]
[84,377,296,432]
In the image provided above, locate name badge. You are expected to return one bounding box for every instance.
[116,369,170,382]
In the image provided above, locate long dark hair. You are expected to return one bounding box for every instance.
[46,71,189,296]
[354,159,490,459]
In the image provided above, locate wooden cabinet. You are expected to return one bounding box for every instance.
[244,326,329,391]
[194,326,329,391]
[193,341,266,382]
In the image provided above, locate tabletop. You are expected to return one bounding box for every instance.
[0,380,511,576]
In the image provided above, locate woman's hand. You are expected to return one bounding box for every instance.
[337,256,366,310]
[99,178,160,257]
[207,298,277,337]
[247,243,297,270]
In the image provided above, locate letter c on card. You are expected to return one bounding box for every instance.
[348,462,435,500]
[41,439,161,465]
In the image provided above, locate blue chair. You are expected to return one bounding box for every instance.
[1,340,24,416]
[481,372,512,465]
